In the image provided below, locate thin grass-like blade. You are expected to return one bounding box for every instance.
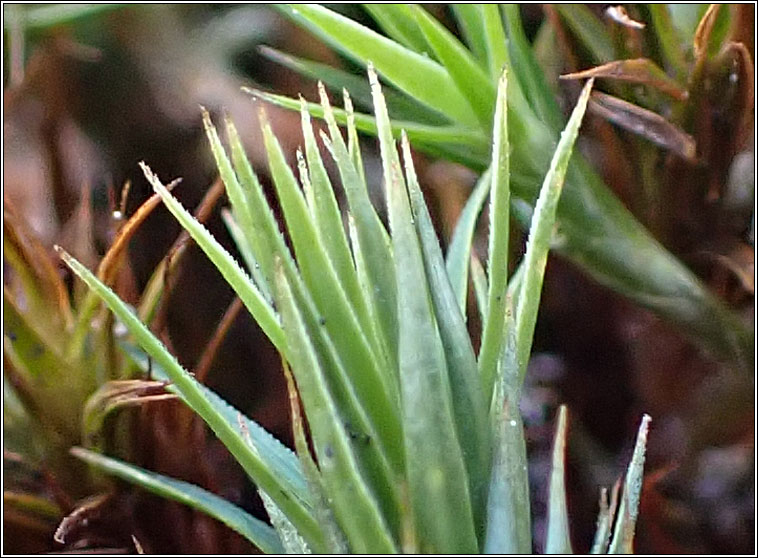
[553,4,615,63]
[299,100,377,350]
[259,46,447,125]
[362,4,429,54]
[140,164,285,354]
[119,343,308,504]
[590,487,612,554]
[402,133,489,539]
[514,79,594,382]
[484,306,531,554]
[411,5,496,129]
[371,67,478,553]
[648,5,689,81]
[276,4,480,127]
[608,415,652,554]
[282,361,349,554]
[57,249,321,547]
[249,88,490,156]
[545,405,572,554]
[501,4,564,130]
[481,5,508,81]
[274,265,397,553]
[317,85,398,372]
[71,447,284,554]
[445,170,491,317]
[478,70,511,398]
[260,113,401,453]
[219,209,272,304]
[451,5,489,67]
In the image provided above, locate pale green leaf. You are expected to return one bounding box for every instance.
[57,249,321,547]
[484,307,530,554]
[273,264,397,553]
[515,79,594,382]
[445,170,491,317]
[402,132,490,539]
[371,67,478,553]
[545,405,572,554]
[608,415,652,554]
[478,70,511,399]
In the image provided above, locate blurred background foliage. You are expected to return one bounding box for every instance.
[2,4,754,554]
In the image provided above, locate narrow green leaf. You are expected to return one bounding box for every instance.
[274,265,397,554]
[259,46,447,125]
[248,88,490,154]
[140,164,285,355]
[371,67,478,553]
[260,112,402,461]
[299,98,377,356]
[446,170,491,317]
[501,4,564,130]
[362,4,429,54]
[119,343,309,503]
[451,5,490,67]
[478,70,511,399]
[317,84,398,374]
[470,253,489,324]
[402,132,490,539]
[57,249,321,547]
[276,4,480,127]
[343,90,366,187]
[223,116,300,294]
[411,5,497,129]
[219,209,272,304]
[485,307,531,554]
[71,447,284,554]
[283,360,349,554]
[545,405,572,554]
[553,4,616,63]
[481,5,508,80]
[608,415,652,554]
[514,79,594,382]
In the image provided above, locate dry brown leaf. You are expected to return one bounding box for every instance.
[561,59,688,101]
[589,92,697,161]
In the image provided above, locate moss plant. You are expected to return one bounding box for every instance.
[59,69,651,553]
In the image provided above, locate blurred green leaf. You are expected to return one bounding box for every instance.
[362,4,429,54]
[276,4,480,127]
[553,4,615,63]
[411,4,496,129]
